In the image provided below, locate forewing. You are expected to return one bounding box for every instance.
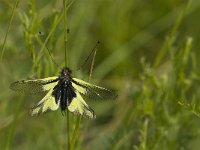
[68,91,96,119]
[10,77,59,94]
[30,88,59,116]
[72,78,117,100]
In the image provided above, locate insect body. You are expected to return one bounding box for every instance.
[10,67,115,119]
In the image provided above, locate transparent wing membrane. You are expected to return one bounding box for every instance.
[10,70,116,118]
[10,77,59,94]
[72,78,117,100]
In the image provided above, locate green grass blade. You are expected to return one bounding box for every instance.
[1,0,20,61]
[153,0,192,67]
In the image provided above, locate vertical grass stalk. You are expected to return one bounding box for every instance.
[1,0,20,61]
[140,118,149,150]
[70,116,81,150]
[63,0,71,149]
[153,0,192,67]
[63,0,69,67]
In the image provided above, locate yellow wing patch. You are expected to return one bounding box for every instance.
[72,81,87,94]
[68,91,96,119]
[31,88,59,116]
[41,77,58,91]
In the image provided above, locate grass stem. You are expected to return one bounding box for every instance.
[1,0,20,61]
[63,0,68,67]
[63,0,71,149]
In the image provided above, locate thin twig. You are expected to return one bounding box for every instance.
[63,0,68,67]
[63,0,71,149]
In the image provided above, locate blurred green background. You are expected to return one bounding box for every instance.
[1,0,200,149]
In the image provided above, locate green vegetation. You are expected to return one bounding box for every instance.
[1,0,200,149]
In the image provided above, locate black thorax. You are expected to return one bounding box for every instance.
[52,67,77,111]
